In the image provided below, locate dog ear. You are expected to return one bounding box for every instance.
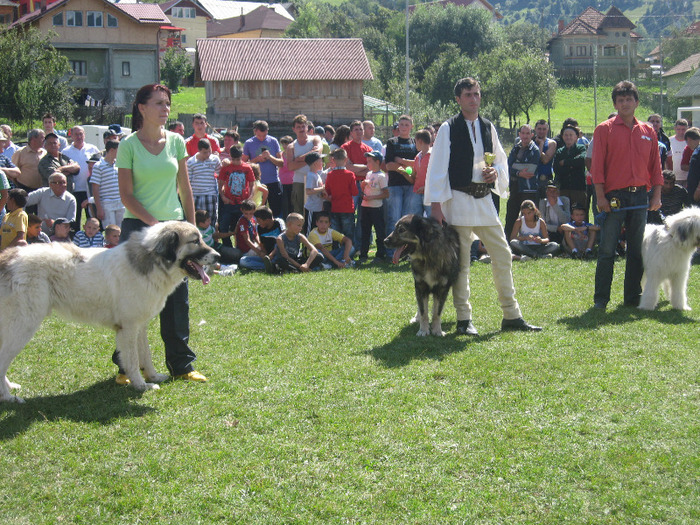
[153,230,180,264]
[674,222,688,244]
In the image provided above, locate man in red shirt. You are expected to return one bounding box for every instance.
[185,113,221,157]
[591,81,663,309]
[341,121,372,245]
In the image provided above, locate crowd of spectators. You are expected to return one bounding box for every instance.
[1,107,698,272]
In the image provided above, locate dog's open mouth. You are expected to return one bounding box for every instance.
[184,258,210,285]
[392,244,410,264]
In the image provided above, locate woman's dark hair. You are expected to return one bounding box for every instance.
[131,84,172,131]
[332,125,351,147]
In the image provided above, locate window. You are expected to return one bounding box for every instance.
[107,13,118,27]
[603,46,616,57]
[52,13,63,26]
[87,11,103,27]
[576,46,587,56]
[122,61,130,77]
[70,60,87,76]
[181,34,187,44]
[66,11,83,27]
[172,7,196,18]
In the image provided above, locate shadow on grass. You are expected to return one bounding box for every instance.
[363,322,498,368]
[0,379,155,440]
[558,301,697,331]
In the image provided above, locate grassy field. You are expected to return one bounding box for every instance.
[0,256,698,523]
[171,87,207,119]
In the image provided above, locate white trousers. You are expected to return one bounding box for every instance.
[453,224,522,321]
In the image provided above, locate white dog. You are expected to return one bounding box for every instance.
[0,222,219,403]
[640,207,700,311]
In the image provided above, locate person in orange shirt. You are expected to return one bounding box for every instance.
[590,81,663,310]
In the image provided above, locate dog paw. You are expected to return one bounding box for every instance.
[638,303,656,311]
[144,383,161,391]
[431,329,446,337]
[6,380,21,390]
[416,329,430,336]
[144,373,169,383]
[0,394,25,404]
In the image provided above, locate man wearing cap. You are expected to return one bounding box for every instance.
[25,172,77,234]
[42,113,68,150]
[0,125,19,160]
[38,133,80,188]
[11,129,46,192]
[425,77,542,335]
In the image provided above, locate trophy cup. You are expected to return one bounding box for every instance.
[483,152,496,188]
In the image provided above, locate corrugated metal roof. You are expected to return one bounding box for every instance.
[675,68,700,98]
[663,52,700,77]
[197,38,373,81]
[198,0,294,22]
[115,3,171,24]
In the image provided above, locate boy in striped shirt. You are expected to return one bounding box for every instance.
[187,138,222,227]
[91,140,124,228]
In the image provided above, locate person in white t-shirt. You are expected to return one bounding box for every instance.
[668,119,689,186]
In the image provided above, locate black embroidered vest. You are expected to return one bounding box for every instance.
[447,113,493,188]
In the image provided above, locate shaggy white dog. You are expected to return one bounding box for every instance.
[0,222,219,403]
[640,207,700,311]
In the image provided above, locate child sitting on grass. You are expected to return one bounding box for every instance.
[239,206,284,272]
[26,213,51,244]
[196,209,241,264]
[561,204,600,259]
[73,217,104,248]
[273,212,321,273]
[0,188,28,250]
[103,224,121,248]
[235,199,267,259]
[308,211,355,269]
[509,200,560,260]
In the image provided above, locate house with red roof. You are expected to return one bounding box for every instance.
[548,6,641,80]
[8,0,173,107]
[196,38,373,127]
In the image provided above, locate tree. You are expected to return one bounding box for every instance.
[477,45,557,127]
[407,4,502,82]
[661,29,700,70]
[0,27,74,125]
[160,47,194,93]
[419,44,473,105]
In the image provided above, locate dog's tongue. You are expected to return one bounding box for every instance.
[193,261,210,285]
[392,245,406,265]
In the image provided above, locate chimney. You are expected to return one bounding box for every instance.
[558,19,565,33]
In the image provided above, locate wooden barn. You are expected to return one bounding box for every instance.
[196,38,374,128]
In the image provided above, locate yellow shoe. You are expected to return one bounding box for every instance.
[115,373,130,385]
[175,370,207,382]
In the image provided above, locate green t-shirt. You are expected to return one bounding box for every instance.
[116,131,187,221]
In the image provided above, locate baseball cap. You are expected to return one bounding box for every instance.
[304,152,324,166]
[108,124,124,136]
[53,218,70,225]
[364,151,383,163]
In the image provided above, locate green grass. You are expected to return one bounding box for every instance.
[171,87,207,119]
[517,85,658,137]
[1,258,698,523]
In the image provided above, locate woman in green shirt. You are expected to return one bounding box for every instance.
[112,83,206,385]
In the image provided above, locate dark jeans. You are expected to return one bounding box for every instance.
[218,203,242,247]
[265,181,283,218]
[594,190,648,307]
[331,211,355,240]
[72,190,88,234]
[111,218,196,376]
[360,205,386,258]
